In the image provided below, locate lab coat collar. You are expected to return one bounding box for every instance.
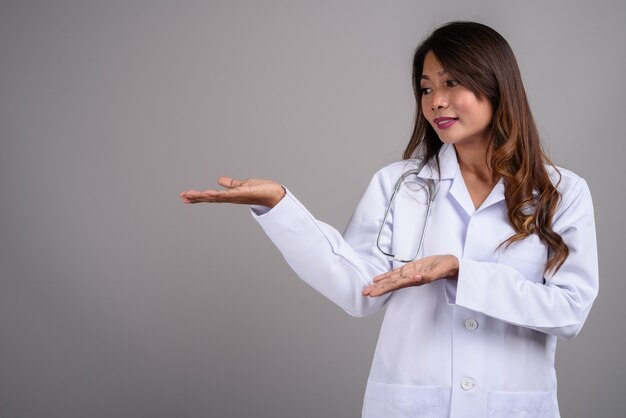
[474,177,506,213]
[416,144,457,180]
[417,143,506,216]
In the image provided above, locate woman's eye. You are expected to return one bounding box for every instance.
[446,79,459,87]
[420,87,432,95]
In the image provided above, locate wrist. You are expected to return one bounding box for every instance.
[449,255,459,279]
[268,185,286,208]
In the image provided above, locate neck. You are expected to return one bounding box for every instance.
[453,143,497,183]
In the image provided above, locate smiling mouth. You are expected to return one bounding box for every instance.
[434,117,458,129]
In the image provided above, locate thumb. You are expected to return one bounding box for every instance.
[217,176,244,189]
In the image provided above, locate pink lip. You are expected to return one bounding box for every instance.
[433,117,458,129]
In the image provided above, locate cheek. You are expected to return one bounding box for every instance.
[420,99,433,120]
[475,102,494,127]
[420,97,429,114]
[455,96,492,126]
[452,94,478,115]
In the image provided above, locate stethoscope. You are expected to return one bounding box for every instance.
[376,163,438,263]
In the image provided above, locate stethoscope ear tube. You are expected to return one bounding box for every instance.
[376,164,436,263]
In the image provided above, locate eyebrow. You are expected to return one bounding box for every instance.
[420,70,448,80]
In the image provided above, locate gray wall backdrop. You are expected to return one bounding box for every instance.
[1,0,624,417]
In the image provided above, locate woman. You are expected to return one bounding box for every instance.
[180,21,598,418]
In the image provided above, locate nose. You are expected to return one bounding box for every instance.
[430,89,448,110]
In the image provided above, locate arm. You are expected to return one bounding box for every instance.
[250,170,396,317]
[180,171,396,317]
[364,177,598,340]
[452,178,598,340]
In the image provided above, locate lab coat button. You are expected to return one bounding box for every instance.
[464,319,478,331]
[461,377,475,390]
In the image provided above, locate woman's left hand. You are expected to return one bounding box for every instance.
[362,255,459,297]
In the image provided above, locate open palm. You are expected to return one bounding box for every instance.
[180,176,285,208]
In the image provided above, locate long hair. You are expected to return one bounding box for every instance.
[403,21,568,275]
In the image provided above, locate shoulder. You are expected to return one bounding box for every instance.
[358,160,424,202]
[545,164,591,200]
[372,159,424,182]
[376,159,423,174]
[545,164,594,226]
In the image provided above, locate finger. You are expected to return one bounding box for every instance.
[413,270,438,283]
[363,283,387,297]
[363,285,380,297]
[401,263,416,278]
[412,274,424,283]
[201,188,243,203]
[180,190,207,203]
[365,281,400,297]
[372,273,387,282]
[180,189,200,197]
[373,264,415,282]
[180,190,192,202]
[371,273,424,295]
[373,261,418,283]
[372,272,396,283]
[208,188,268,205]
[362,285,372,296]
[365,280,395,296]
[373,269,400,282]
[217,176,245,189]
[392,274,423,286]
[180,189,227,203]
[409,259,448,283]
[363,284,385,297]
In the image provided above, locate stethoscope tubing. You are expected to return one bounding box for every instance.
[376,165,437,263]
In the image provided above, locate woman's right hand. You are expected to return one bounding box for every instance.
[179,177,286,208]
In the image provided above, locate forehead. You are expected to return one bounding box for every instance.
[421,51,447,79]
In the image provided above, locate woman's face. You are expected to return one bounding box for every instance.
[420,51,493,148]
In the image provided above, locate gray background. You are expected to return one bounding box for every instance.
[1,0,624,417]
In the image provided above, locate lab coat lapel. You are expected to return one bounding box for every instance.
[449,169,507,216]
[429,144,478,217]
[416,144,457,181]
[421,144,507,216]
[477,179,506,212]
[449,171,477,217]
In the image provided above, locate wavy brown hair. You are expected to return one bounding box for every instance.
[403,21,568,275]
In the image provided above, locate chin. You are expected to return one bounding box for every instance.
[437,136,460,145]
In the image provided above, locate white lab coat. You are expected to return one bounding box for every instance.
[250,143,598,418]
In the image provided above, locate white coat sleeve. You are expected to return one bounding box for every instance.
[249,169,395,317]
[452,178,598,340]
